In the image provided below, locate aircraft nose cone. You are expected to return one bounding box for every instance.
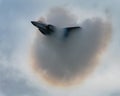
[31,21,38,26]
[31,21,46,29]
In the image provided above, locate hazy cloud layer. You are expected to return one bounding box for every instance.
[0,0,120,96]
[31,7,112,87]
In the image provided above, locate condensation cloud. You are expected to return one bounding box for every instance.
[31,7,112,87]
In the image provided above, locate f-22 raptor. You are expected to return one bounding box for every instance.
[31,21,81,38]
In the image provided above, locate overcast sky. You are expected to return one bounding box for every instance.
[0,0,120,96]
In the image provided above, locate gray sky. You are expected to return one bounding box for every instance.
[0,0,120,96]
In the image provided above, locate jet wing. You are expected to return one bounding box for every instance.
[64,26,81,38]
[65,26,81,31]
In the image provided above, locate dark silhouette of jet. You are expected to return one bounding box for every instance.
[31,21,81,38]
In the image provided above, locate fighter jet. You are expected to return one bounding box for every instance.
[31,21,81,38]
